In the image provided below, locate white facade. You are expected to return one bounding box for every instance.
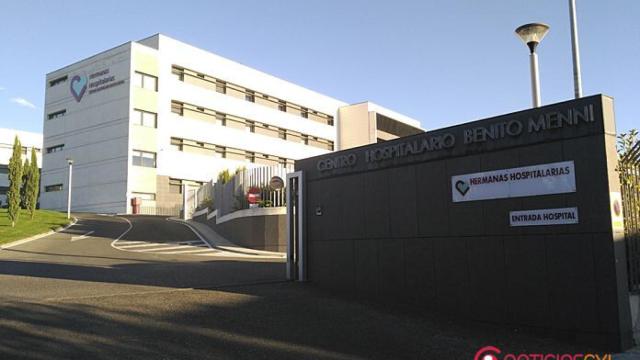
[41,34,422,214]
[0,128,42,207]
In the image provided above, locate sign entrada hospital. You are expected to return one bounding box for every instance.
[316,99,597,174]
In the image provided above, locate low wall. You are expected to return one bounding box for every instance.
[194,208,286,252]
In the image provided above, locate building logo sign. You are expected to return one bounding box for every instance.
[509,207,579,227]
[70,74,88,102]
[610,191,624,232]
[70,68,125,102]
[451,161,576,202]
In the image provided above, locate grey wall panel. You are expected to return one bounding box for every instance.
[504,235,550,328]
[363,170,390,239]
[354,239,378,298]
[415,161,449,237]
[433,237,469,316]
[388,167,417,238]
[467,236,507,322]
[404,238,436,305]
[378,238,405,301]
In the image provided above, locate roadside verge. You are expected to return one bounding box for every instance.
[0,217,78,250]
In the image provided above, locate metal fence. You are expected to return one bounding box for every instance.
[620,140,640,293]
[196,165,291,218]
[139,205,181,217]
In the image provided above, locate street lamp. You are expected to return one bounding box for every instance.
[515,22,550,108]
[569,0,583,98]
[66,158,73,219]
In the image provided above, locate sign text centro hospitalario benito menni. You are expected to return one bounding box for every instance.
[316,103,595,172]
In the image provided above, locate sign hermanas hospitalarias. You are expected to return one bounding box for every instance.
[451,161,577,202]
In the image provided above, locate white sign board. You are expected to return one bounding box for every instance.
[451,161,576,202]
[509,207,579,227]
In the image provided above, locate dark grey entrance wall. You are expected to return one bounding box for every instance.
[295,95,633,351]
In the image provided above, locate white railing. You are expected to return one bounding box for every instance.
[195,165,291,218]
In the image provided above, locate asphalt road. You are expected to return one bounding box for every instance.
[0,214,605,359]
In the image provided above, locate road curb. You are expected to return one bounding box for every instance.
[0,216,78,250]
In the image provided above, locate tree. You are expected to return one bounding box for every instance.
[7,136,23,227]
[617,129,639,157]
[21,157,30,209]
[26,148,40,219]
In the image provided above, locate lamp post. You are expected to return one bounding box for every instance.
[569,0,583,98]
[66,158,73,219]
[515,23,550,108]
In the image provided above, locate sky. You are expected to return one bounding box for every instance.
[0,0,638,135]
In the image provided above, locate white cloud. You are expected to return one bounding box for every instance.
[10,97,36,109]
[0,86,5,91]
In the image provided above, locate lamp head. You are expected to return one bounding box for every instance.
[66,158,73,165]
[515,22,550,53]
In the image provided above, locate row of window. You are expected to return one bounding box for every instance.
[45,184,63,192]
[169,137,296,167]
[132,139,296,169]
[49,75,68,87]
[169,178,205,194]
[171,65,334,126]
[133,71,158,91]
[132,150,157,168]
[47,109,66,120]
[46,144,64,153]
[171,101,334,150]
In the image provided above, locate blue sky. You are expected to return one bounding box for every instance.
[0,1,638,135]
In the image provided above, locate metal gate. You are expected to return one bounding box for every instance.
[620,141,640,293]
[286,171,305,281]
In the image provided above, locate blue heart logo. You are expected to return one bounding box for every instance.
[455,180,470,196]
[70,75,87,102]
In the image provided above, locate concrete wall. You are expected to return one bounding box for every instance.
[194,209,286,252]
[296,95,633,351]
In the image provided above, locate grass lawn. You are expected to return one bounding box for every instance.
[0,209,71,246]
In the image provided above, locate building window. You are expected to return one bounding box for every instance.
[216,80,226,94]
[245,151,255,163]
[215,113,226,126]
[45,184,63,192]
[133,109,157,128]
[0,165,8,175]
[301,134,309,145]
[171,101,184,115]
[215,146,226,158]
[328,141,335,151]
[133,71,158,91]
[327,116,334,126]
[0,186,8,195]
[278,100,286,112]
[49,75,68,87]
[47,109,66,120]
[245,90,255,102]
[170,137,183,151]
[301,107,309,119]
[132,150,156,168]
[132,192,156,201]
[278,128,287,140]
[245,121,255,133]
[171,66,184,81]
[46,144,64,154]
[169,178,182,194]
